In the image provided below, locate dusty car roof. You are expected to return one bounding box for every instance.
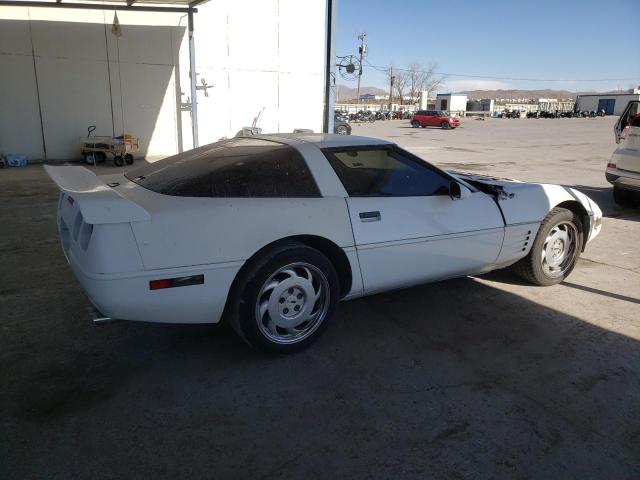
[258,133,393,148]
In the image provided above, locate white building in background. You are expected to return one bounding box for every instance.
[359,93,389,101]
[575,93,640,116]
[436,93,468,113]
[0,1,328,161]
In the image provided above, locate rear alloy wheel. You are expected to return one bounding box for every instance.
[336,125,349,135]
[613,186,636,207]
[411,120,420,128]
[512,207,583,286]
[441,121,450,129]
[229,243,339,353]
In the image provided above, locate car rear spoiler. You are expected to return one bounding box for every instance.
[44,165,150,224]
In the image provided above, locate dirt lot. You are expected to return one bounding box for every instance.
[1,117,639,479]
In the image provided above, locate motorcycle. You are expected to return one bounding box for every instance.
[356,110,376,123]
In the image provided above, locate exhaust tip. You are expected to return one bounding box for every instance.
[86,306,119,325]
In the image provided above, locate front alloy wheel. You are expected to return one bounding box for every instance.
[540,221,578,278]
[512,207,583,286]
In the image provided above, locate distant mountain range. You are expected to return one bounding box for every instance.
[336,84,636,101]
[336,85,388,99]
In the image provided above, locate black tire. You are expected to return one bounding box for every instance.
[124,153,134,165]
[113,155,124,167]
[441,121,450,130]
[411,120,420,128]
[512,207,583,286]
[335,125,348,135]
[83,152,96,165]
[227,242,340,354]
[613,186,636,207]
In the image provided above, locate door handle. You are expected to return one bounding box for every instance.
[359,211,381,222]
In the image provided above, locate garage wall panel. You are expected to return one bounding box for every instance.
[0,54,44,159]
[31,20,107,61]
[278,0,326,74]
[105,23,176,66]
[278,72,324,134]
[117,62,179,157]
[227,70,280,135]
[0,14,32,55]
[36,57,112,159]
[194,68,232,145]
[225,0,279,72]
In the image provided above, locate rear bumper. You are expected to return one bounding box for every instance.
[67,249,241,324]
[606,168,640,192]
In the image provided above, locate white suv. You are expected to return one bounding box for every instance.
[607,100,640,207]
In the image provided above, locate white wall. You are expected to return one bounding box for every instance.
[0,0,327,161]
[450,95,468,112]
[436,95,467,112]
[576,95,640,116]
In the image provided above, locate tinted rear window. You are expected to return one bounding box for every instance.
[125,138,320,198]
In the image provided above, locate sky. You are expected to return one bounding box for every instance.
[335,0,640,93]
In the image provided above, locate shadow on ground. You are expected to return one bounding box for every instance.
[570,184,640,221]
[1,167,638,479]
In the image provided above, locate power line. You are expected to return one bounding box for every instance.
[361,59,637,83]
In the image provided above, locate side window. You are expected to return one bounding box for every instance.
[126,139,321,198]
[416,110,427,116]
[323,147,451,197]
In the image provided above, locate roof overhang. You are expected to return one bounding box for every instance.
[0,0,208,13]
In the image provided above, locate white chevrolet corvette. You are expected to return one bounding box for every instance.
[46,134,602,353]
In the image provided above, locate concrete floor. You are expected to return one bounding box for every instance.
[1,117,639,479]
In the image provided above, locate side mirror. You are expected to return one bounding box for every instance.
[450,181,470,200]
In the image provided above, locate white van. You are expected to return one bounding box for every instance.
[607,100,640,206]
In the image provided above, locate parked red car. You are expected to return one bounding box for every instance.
[411,110,460,129]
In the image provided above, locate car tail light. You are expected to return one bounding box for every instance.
[607,162,617,169]
[149,275,204,290]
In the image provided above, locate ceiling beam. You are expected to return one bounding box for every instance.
[0,1,197,13]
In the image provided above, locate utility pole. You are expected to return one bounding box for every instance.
[388,67,395,112]
[356,32,366,105]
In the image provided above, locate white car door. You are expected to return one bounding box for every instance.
[323,146,505,294]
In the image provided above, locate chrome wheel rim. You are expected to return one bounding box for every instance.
[541,221,578,278]
[255,262,330,345]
